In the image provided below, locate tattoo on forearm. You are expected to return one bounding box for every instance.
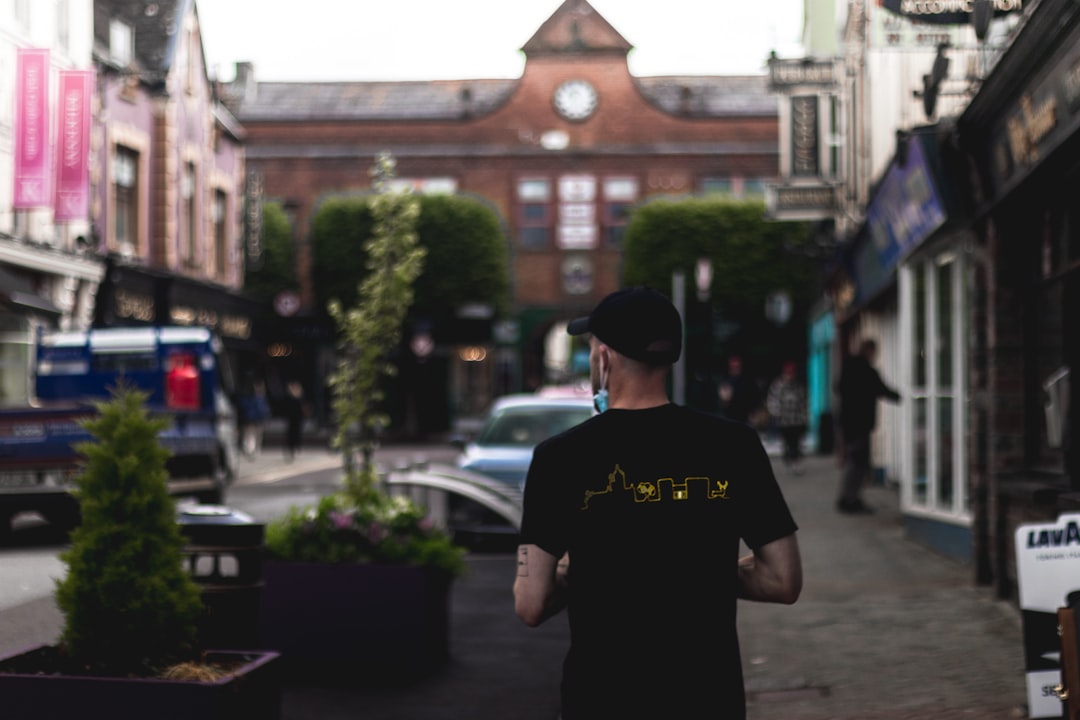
[517,546,529,576]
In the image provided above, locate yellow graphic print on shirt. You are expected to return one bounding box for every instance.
[582,463,730,510]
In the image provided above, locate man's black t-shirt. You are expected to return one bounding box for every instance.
[520,403,798,720]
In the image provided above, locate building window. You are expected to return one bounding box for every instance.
[702,178,733,196]
[186,22,199,95]
[743,179,766,197]
[110,19,133,66]
[0,328,34,406]
[702,177,766,199]
[213,190,228,278]
[517,178,552,250]
[182,162,197,267]
[56,0,70,50]
[113,146,138,256]
[603,177,638,247]
[14,0,29,29]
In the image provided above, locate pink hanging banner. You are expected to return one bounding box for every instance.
[54,70,94,221]
[13,49,50,209]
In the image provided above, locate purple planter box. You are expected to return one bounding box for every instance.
[258,561,452,684]
[0,646,282,720]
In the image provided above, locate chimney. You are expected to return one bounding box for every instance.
[234,62,257,103]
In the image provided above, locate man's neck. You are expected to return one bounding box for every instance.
[607,379,671,410]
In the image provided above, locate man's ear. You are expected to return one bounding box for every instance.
[597,345,611,375]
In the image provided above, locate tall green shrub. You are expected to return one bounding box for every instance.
[328,152,426,498]
[54,385,203,676]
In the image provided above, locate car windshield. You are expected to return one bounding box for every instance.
[476,405,593,447]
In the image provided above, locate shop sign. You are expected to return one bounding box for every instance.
[988,30,1080,195]
[113,288,155,323]
[768,58,837,90]
[558,175,596,202]
[169,304,252,341]
[1015,513,1080,717]
[864,136,945,268]
[54,70,93,221]
[14,49,50,208]
[791,96,820,177]
[558,225,597,249]
[765,183,838,221]
[879,0,1022,25]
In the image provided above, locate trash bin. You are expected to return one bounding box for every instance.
[176,504,264,650]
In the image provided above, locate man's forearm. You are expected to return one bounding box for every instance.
[514,545,569,626]
[736,536,802,604]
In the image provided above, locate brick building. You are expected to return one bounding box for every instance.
[221,0,780,430]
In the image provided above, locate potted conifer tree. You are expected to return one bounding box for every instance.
[0,385,281,720]
[258,153,466,683]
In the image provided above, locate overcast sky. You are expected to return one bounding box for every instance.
[198,0,806,83]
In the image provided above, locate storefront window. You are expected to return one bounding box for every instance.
[937,396,954,507]
[914,397,928,504]
[913,267,927,388]
[901,250,968,519]
[937,259,953,388]
[0,323,32,406]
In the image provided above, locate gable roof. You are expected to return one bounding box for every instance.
[220,0,777,123]
[227,78,520,122]
[224,74,775,123]
[522,0,632,58]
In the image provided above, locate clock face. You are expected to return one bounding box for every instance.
[553,79,598,121]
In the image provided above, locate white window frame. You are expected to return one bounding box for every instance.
[110,19,133,67]
[899,248,969,523]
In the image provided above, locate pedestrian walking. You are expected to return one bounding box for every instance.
[283,380,305,461]
[766,360,808,474]
[513,287,802,720]
[237,375,270,460]
[835,338,900,514]
[718,354,762,426]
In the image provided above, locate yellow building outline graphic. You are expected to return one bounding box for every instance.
[582,464,730,510]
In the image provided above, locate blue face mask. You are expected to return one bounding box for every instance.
[593,362,609,413]
[593,387,609,414]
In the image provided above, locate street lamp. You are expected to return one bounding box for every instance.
[695,258,713,302]
[673,258,714,407]
[673,269,686,405]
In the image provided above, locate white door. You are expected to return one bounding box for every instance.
[900,249,969,520]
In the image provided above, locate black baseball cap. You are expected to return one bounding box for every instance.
[567,287,682,365]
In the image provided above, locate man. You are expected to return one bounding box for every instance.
[835,338,901,514]
[718,354,761,425]
[513,287,802,720]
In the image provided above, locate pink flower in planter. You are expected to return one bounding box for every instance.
[368,522,388,544]
[329,510,354,530]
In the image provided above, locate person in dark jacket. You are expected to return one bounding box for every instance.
[718,355,761,426]
[283,381,305,461]
[836,339,900,514]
